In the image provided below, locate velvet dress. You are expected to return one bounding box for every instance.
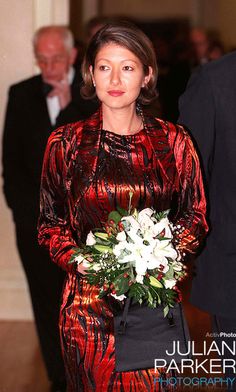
[38,107,208,391]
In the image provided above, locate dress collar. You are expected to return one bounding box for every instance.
[82,104,162,134]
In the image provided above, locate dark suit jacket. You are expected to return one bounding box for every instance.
[2,72,98,227]
[178,51,236,317]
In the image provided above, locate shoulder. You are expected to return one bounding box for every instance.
[48,108,101,148]
[203,51,236,75]
[9,74,42,91]
[189,51,236,90]
[145,112,189,141]
[48,120,85,148]
[144,111,192,151]
[8,74,42,98]
[160,119,192,147]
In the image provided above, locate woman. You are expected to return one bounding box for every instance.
[38,22,208,391]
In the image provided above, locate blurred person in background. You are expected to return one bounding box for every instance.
[85,16,110,43]
[189,27,210,68]
[73,16,109,74]
[179,49,236,392]
[2,25,97,392]
[207,39,225,61]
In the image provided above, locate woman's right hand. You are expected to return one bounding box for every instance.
[77,260,90,275]
[75,255,92,275]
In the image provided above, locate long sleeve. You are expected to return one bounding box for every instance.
[38,126,78,273]
[168,122,208,255]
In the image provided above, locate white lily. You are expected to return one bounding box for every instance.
[121,215,140,232]
[172,260,184,272]
[110,293,126,301]
[163,278,176,289]
[152,217,173,239]
[116,231,126,242]
[137,208,155,230]
[138,208,154,218]
[116,235,158,280]
[153,239,178,263]
[126,227,142,243]
[113,240,128,257]
[146,253,169,273]
[136,274,144,284]
[86,231,96,246]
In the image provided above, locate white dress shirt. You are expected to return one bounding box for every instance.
[46,67,75,125]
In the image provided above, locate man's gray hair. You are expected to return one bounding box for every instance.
[33,25,74,52]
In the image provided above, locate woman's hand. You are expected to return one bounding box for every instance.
[77,260,90,275]
[75,254,92,275]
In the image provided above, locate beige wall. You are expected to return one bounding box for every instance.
[0,0,69,320]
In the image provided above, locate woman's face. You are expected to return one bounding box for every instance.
[90,43,152,110]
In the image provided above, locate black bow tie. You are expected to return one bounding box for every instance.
[42,82,53,96]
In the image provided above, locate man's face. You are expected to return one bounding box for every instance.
[35,32,77,83]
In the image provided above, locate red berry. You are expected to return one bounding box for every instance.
[128,280,133,286]
[118,222,124,230]
[112,289,116,294]
[123,273,129,278]
[159,229,165,237]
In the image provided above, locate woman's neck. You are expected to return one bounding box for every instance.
[102,104,142,135]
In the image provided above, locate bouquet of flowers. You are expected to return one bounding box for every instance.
[70,197,187,317]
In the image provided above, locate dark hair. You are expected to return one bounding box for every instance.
[81,22,158,105]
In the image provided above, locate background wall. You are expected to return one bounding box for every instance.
[1,0,236,320]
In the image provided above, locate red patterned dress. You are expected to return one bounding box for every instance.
[38,107,208,391]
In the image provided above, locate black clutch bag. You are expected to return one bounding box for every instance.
[113,299,190,372]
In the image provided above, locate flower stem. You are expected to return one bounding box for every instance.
[128,191,133,215]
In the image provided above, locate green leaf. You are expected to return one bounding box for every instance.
[147,291,154,306]
[163,305,170,318]
[128,283,148,303]
[149,276,163,288]
[94,232,109,240]
[113,275,129,295]
[164,265,174,279]
[155,210,170,221]
[116,205,128,217]
[93,244,113,253]
[148,285,161,305]
[108,211,122,224]
[98,290,108,298]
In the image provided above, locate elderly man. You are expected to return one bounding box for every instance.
[2,26,98,392]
